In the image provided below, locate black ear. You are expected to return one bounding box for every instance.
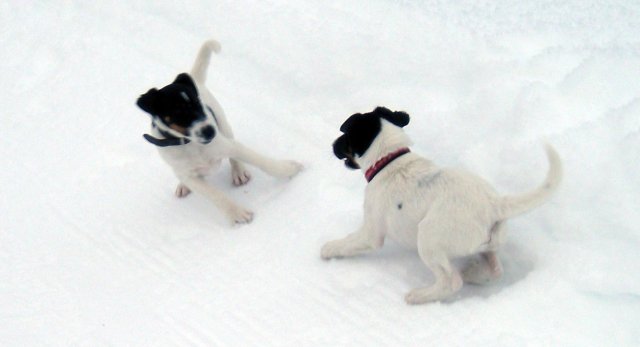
[173,73,197,91]
[374,106,410,128]
[340,113,361,133]
[136,88,159,115]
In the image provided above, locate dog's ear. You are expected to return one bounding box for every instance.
[173,73,198,94]
[374,106,410,128]
[339,113,361,133]
[136,88,159,115]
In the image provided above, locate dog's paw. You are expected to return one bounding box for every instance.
[232,166,252,186]
[225,205,254,225]
[272,160,304,179]
[320,240,346,260]
[175,184,192,198]
[404,287,449,305]
[404,289,430,305]
[461,257,502,284]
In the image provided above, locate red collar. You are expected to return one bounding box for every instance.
[364,147,410,182]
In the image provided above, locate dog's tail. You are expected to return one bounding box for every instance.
[190,39,221,84]
[498,143,562,219]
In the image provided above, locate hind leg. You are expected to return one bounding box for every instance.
[405,251,463,305]
[462,221,505,284]
[405,218,464,304]
[462,251,503,284]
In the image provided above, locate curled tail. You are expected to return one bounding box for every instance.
[499,143,563,219]
[190,39,221,84]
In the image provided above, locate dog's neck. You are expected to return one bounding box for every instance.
[357,120,413,179]
[364,147,411,182]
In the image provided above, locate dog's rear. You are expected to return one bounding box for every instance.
[190,40,221,84]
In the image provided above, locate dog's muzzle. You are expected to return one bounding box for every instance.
[196,125,216,144]
[333,135,360,170]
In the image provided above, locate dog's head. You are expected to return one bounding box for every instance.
[136,73,216,144]
[333,106,410,169]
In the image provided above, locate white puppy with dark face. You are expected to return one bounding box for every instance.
[321,107,562,305]
[136,40,302,225]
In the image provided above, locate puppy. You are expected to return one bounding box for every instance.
[136,40,302,225]
[321,107,562,304]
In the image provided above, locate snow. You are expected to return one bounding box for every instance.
[2,0,639,345]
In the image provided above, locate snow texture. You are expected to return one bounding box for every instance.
[1,0,639,345]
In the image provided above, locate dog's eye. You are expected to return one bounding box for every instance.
[180,92,190,102]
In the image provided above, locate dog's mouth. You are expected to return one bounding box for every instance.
[167,123,188,136]
[156,116,190,136]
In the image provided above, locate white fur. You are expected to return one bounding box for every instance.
[152,40,303,225]
[321,120,562,304]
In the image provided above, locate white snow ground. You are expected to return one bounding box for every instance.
[1,0,639,345]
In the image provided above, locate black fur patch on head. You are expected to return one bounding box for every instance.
[136,73,206,130]
[332,106,410,169]
[338,112,381,157]
[373,106,410,128]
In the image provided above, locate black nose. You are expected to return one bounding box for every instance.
[199,125,215,140]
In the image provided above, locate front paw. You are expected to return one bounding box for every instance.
[272,160,304,179]
[225,205,254,225]
[232,166,252,186]
[175,184,192,198]
[321,239,346,260]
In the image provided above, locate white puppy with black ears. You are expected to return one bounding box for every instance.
[321,107,562,305]
[136,40,302,225]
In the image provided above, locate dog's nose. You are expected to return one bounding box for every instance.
[199,125,215,141]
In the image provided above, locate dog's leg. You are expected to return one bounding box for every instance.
[207,104,253,186]
[321,223,384,259]
[462,221,505,284]
[405,251,463,305]
[175,183,192,198]
[406,219,463,304]
[180,175,254,224]
[462,251,503,284]
[228,141,303,179]
[230,160,252,186]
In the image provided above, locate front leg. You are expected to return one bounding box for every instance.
[209,107,253,186]
[321,222,384,260]
[230,159,251,186]
[228,141,303,179]
[180,175,254,225]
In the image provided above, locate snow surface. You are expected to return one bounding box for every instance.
[2,0,640,345]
